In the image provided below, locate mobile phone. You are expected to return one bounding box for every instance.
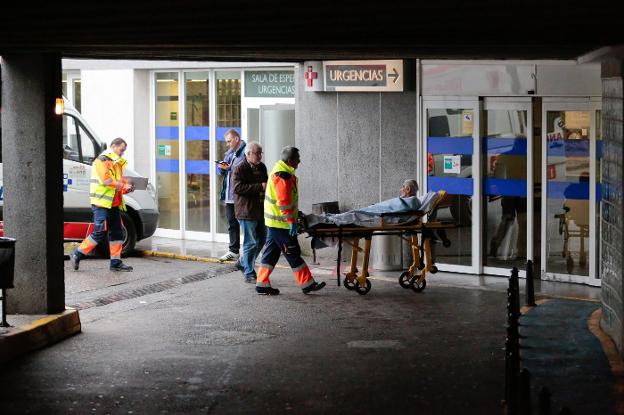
[215,160,226,164]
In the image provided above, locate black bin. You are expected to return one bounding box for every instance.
[311,201,340,215]
[0,237,16,289]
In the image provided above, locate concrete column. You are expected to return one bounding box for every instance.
[600,55,624,357]
[1,54,65,314]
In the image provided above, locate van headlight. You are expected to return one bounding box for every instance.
[146,182,157,200]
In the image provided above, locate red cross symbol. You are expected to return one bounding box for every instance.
[304,66,318,87]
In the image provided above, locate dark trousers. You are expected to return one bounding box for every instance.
[225,203,240,254]
[77,205,124,266]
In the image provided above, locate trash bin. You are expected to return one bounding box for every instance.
[372,235,403,271]
[0,237,16,289]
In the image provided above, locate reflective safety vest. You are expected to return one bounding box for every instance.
[264,160,298,229]
[89,151,127,210]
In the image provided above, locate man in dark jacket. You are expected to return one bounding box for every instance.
[232,141,268,283]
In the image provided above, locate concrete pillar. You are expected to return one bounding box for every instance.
[1,54,65,314]
[600,54,624,357]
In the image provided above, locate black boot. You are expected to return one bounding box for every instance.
[69,251,82,271]
[110,263,134,272]
[302,281,326,294]
[256,286,280,295]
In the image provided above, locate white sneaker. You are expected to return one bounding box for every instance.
[219,251,240,261]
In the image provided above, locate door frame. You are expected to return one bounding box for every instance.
[421,96,481,275]
[481,97,533,277]
[541,97,601,286]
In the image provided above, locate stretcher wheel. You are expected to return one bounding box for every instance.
[355,279,371,295]
[398,271,413,289]
[343,277,356,290]
[430,266,438,274]
[418,261,425,270]
[411,278,427,292]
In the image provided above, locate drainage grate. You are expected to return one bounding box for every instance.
[68,267,234,310]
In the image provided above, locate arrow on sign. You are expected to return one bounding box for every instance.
[388,67,399,83]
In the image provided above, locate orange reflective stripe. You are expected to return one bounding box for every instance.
[109,242,123,259]
[257,266,272,286]
[78,235,98,254]
[293,265,313,287]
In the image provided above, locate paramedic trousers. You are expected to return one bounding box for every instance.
[76,205,124,266]
[256,227,314,289]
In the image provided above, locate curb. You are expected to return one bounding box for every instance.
[0,309,81,364]
[141,250,290,269]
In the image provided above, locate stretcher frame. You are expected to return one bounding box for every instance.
[304,190,453,295]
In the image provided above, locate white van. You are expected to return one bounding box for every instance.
[0,98,159,255]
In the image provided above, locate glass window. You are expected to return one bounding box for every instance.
[62,114,96,164]
[184,71,211,232]
[426,108,474,267]
[215,71,241,234]
[545,111,590,276]
[483,110,528,269]
[155,72,180,230]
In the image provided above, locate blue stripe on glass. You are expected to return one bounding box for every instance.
[597,183,602,201]
[156,126,179,140]
[547,139,590,157]
[483,137,527,155]
[216,127,242,141]
[484,178,527,197]
[547,181,590,200]
[427,176,473,196]
[185,126,209,140]
[186,160,211,175]
[597,141,602,159]
[156,159,179,173]
[427,137,473,155]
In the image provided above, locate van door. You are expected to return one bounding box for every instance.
[63,113,99,211]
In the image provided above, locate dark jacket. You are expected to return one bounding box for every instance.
[232,157,268,220]
[218,141,246,202]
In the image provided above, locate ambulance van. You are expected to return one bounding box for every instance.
[0,98,159,256]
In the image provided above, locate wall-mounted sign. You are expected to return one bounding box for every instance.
[443,155,461,174]
[303,61,324,92]
[323,60,404,92]
[244,70,295,98]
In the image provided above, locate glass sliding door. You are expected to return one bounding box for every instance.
[155,72,181,231]
[423,98,480,273]
[482,99,532,274]
[215,71,242,234]
[542,99,600,284]
[184,71,211,233]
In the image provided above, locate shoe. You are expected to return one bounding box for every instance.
[69,251,81,271]
[244,276,256,284]
[220,251,240,262]
[256,286,280,295]
[302,281,326,294]
[110,263,134,272]
[234,260,244,271]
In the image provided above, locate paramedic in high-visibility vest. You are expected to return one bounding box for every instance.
[256,146,326,295]
[69,137,135,272]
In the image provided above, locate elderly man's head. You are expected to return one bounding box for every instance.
[400,179,418,197]
[245,141,263,165]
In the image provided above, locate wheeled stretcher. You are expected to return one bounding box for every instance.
[301,190,453,295]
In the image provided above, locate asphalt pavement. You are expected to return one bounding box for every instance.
[0,254,616,414]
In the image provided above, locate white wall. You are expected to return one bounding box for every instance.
[81,69,135,168]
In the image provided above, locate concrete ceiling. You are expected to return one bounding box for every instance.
[1,1,622,61]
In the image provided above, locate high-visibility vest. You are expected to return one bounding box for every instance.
[264,160,297,229]
[89,151,127,210]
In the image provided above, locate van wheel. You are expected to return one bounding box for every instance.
[95,211,137,258]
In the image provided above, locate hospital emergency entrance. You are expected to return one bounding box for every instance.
[421,80,602,285]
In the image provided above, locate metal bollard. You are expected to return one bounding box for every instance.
[526,260,536,307]
[1,288,10,327]
[510,267,521,318]
[519,368,531,415]
[538,387,551,415]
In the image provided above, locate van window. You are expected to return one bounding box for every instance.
[63,114,97,164]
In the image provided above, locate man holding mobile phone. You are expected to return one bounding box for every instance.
[217,129,246,262]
